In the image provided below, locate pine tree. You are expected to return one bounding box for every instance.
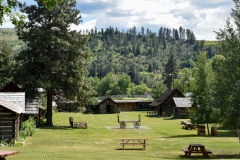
[163,48,178,89]
[14,0,93,126]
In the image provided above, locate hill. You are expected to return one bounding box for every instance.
[0,27,219,85]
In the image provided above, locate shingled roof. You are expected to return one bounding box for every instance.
[0,97,23,113]
[173,97,193,107]
[0,92,25,113]
[149,89,184,106]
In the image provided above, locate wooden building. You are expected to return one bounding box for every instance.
[0,96,24,142]
[97,97,118,114]
[149,89,185,117]
[114,100,153,111]
[171,97,195,118]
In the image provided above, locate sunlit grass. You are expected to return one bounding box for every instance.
[8,111,240,160]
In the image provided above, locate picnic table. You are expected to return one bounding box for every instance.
[120,138,147,150]
[181,121,197,130]
[182,143,212,158]
[0,150,19,160]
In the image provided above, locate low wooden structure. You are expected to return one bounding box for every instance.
[73,122,88,129]
[172,97,195,118]
[182,144,212,158]
[149,89,185,117]
[97,96,118,114]
[0,97,23,142]
[117,114,141,129]
[0,150,19,160]
[120,138,147,150]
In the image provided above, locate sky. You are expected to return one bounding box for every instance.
[1,0,235,40]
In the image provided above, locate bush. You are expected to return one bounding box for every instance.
[21,116,36,136]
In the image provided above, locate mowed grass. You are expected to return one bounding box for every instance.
[8,112,240,160]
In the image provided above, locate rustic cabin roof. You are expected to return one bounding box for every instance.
[25,98,40,114]
[114,100,153,103]
[0,97,23,113]
[0,82,21,92]
[149,89,184,106]
[97,97,117,105]
[0,92,25,113]
[173,97,193,107]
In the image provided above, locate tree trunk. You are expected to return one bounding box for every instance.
[45,89,53,127]
[206,123,210,135]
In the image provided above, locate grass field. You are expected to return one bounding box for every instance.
[5,111,240,160]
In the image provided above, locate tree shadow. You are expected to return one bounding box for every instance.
[115,148,145,151]
[38,126,86,130]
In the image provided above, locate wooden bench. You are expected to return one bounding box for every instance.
[73,122,87,129]
[120,138,147,150]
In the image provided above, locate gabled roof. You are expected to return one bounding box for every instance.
[97,97,117,105]
[0,97,23,114]
[114,100,153,103]
[0,92,25,113]
[149,89,185,106]
[0,82,20,92]
[173,97,193,107]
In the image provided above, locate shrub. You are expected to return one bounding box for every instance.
[21,116,36,136]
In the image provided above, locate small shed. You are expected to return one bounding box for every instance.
[97,97,117,114]
[25,98,46,123]
[0,97,23,142]
[149,89,185,116]
[171,97,195,118]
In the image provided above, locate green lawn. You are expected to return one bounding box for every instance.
[6,112,240,159]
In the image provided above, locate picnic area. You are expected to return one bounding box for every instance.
[3,111,240,160]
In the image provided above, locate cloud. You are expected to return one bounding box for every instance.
[1,0,235,40]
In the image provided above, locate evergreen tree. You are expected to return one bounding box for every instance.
[0,41,14,89]
[213,0,240,137]
[14,0,93,126]
[163,49,178,89]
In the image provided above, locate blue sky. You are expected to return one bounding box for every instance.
[1,0,235,40]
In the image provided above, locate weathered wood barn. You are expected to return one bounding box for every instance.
[97,97,118,114]
[0,82,46,122]
[171,97,195,118]
[97,96,153,113]
[0,93,25,142]
[149,89,185,117]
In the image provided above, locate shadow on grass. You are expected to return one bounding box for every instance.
[38,126,87,130]
[115,148,145,151]
[178,154,240,159]
[164,130,237,138]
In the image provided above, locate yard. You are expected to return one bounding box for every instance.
[6,112,240,159]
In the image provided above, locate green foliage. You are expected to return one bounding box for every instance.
[213,0,240,133]
[21,116,36,136]
[0,40,14,89]
[127,83,150,96]
[14,0,93,126]
[190,52,214,135]
[151,79,167,100]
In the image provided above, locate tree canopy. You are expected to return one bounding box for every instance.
[14,0,93,126]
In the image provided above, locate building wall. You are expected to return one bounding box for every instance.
[0,106,20,142]
[117,103,136,111]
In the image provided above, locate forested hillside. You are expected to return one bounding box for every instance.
[85,26,219,83]
[0,26,219,87]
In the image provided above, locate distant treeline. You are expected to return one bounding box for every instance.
[84,26,218,84]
